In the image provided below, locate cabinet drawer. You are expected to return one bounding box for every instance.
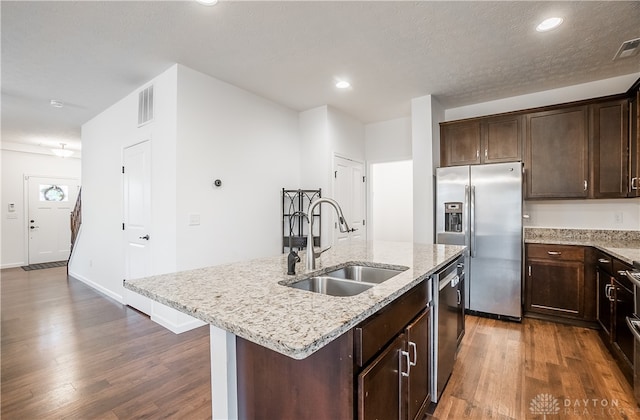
[355,281,428,367]
[527,244,584,262]
[595,251,614,274]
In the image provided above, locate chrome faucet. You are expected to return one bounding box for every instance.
[305,198,354,270]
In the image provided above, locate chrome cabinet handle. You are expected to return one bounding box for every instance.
[618,271,627,276]
[484,148,488,160]
[457,289,461,305]
[139,234,150,240]
[632,177,638,190]
[598,258,611,264]
[584,180,588,191]
[547,251,562,256]
[408,342,417,367]
[400,350,411,377]
[476,149,480,159]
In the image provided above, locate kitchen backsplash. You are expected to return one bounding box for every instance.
[525,227,640,245]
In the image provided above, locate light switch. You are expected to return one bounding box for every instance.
[188,213,200,226]
[8,203,15,212]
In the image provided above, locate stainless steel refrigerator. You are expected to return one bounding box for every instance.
[435,162,523,319]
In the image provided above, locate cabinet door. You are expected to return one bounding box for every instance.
[405,309,430,420]
[358,334,405,420]
[440,121,481,166]
[525,106,589,199]
[596,269,614,340]
[630,89,640,197]
[526,259,585,318]
[590,99,629,198]
[482,115,522,163]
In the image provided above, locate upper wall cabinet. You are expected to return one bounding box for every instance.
[440,120,481,166]
[629,86,640,198]
[440,114,522,167]
[525,106,589,199]
[589,99,629,199]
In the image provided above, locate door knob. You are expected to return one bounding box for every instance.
[139,234,150,240]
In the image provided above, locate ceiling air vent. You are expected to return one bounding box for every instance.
[613,37,640,61]
[138,85,154,126]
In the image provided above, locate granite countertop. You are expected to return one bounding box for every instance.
[524,228,640,266]
[124,241,465,360]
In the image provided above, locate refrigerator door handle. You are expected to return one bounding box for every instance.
[464,185,470,254]
[470,185,476,258]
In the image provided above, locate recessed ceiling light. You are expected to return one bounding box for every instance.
[196,0,218,5]
[336,81,351,89]
[536,17,563,32]
[50,99,64,108]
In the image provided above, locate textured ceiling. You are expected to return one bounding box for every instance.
[2,1,640,152]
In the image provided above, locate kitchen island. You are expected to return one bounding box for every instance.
[124,241,465,419]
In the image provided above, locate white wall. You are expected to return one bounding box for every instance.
[445,73,640,121]
[412,95,444,244]
[371,160,413,242]
[175,65,300,270]
[299,105,365,247]
[1,149,81,268]
[524,199,640,231]
[365,117,412,163]
[444,72,640,231]
[69,65,179,301]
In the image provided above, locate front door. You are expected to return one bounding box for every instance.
[27,176,80,264]
[333,156,365,244]
[123,140,152,281]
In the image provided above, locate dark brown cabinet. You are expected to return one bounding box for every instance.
[629,86,640,197]
[525,106,589,199]
[595,251,634,383]
[405,309,431,420]
[483,115,522,163]
[525,244,587,320]
[358,333,406,420]
[440,120,481,166]
[356,281,432,420]
[440,115,522,167]
[589,99,629,198]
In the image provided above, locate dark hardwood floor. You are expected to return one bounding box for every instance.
[2,266,638,419]
[1,266,211,419]
[432,316,639,419]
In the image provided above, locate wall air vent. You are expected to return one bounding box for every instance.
[612,37,640,61]
[138,85,154,126]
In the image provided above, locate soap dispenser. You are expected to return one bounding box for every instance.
[287,249,301,275]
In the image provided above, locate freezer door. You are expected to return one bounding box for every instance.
[435,166,469,247]
[469,162,522,318]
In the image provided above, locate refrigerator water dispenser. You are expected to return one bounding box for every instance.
[444,202,463,233]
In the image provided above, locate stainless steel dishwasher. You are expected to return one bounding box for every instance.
[431,256,464,402]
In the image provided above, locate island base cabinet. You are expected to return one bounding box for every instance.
[358,334,405,420]
[235,330,354,420]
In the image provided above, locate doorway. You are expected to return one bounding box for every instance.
[370,160,413,242]
[333,155,366,245]
[26,176,80,264]
[122,140,152,282]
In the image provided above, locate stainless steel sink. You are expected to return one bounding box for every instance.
[324,265,406,284]
[288,276,373,297]
[285,264,408,297]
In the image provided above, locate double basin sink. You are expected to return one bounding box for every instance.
[285,264,408,297]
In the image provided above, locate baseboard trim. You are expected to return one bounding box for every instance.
[1,262,26,269]
[151,312,207,334]
[68,271,124,304]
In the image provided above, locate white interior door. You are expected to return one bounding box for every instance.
[123,140,152,281]
[27,176,80,264]
[333,156,366,245]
